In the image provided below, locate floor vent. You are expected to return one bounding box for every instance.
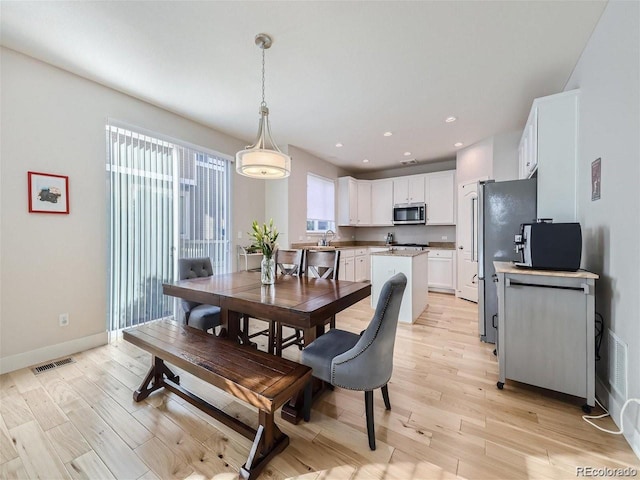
[608,330,627,399]
[32,357,75,375]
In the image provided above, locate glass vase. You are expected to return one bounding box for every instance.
[261,255,275,285]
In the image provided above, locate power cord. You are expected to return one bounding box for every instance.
[595,312,604,361]
[583,398,640,434]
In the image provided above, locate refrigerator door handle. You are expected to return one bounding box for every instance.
[471,197,477,262]
[477,182,485,279]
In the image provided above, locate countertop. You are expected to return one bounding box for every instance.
[371,250,430,258]
[290,241,456,250]
[493,261,599,279]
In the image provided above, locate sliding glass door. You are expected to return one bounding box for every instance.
[106,123,231,332]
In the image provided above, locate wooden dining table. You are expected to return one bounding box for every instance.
[162,270,371,423]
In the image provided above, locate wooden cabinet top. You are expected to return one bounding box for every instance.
[493,261,599,279]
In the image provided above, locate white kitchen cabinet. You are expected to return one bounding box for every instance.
[371,180,393,226]
[356,182,372,226]
[338,177,374,226]
[518,89,579,222]
[354,248,370,282]
[338,249,355,281]
[518,108,538,179]
[425,170,456,225]
[428,249,455,292]
[393,175,425,205]
[337,177,358,226]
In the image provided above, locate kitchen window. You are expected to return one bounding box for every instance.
[306,173,335,233]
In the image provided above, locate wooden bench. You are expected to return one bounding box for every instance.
[123,319,312,480]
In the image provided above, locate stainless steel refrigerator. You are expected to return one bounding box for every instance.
[478,178,537,343]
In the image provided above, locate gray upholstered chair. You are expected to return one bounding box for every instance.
[300,272,406,450]
[178,257,221,333]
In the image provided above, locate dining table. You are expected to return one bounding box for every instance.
[162,270,371,423]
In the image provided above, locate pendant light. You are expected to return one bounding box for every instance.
[236,33,291,179]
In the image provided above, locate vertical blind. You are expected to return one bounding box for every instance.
[106,123,231,332]
[307,173,335,223]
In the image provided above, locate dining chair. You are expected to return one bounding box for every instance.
[300,272,407,450]
[280,249,341,352]
[245,249,303,354]
[178,257,221,334]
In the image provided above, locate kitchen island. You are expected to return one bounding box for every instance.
[370,249,429,323]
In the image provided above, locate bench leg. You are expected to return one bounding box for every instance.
[240,410,288,480]
[132,357,179,402]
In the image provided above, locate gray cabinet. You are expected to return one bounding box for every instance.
[495,262,597,408]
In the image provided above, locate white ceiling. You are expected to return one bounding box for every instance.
[0,1,606,172]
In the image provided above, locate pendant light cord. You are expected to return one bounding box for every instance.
[261,47,266,107]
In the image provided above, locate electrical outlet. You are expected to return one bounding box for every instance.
[59,313,69,327]
[441,236,448,240]
[237,231,242,239]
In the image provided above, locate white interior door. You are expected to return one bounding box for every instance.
[456,181,479,302]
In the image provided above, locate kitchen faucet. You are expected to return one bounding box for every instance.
[321,229,335,246]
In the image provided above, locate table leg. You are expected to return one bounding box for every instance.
[240,410,288,480]
[226,310,245,344]
[132,356,180,402]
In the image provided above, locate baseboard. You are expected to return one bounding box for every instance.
[0,332,108,374]
[595,376,640,461]
[428,287,456,294]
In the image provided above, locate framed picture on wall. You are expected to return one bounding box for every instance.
[28,171,70,214]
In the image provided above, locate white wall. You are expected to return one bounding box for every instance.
[564,0,640,456]
[283,145,354,245]
[456,137,494,186]
[264,178,289,248]
[492,130,521,182]
[356,158,456,181]
[0,48,264,371]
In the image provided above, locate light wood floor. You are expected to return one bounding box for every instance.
[1,293,638,480]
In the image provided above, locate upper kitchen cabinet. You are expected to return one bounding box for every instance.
[393,175,426,205]
[425,170,456,225]
[519,108,538,179]
[519,90,579,222]
[337,176,358,226]
[337,177,373,226]
[356,181,372,226]
[371,179,393,226]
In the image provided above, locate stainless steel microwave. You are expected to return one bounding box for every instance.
[393,203,426,225]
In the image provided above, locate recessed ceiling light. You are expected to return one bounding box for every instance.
[383,132,393,137]
[362,159,369,163]
[454,142,463,147]
[335,142,343,148]
[404,152,412,156]
[445,116,457,123]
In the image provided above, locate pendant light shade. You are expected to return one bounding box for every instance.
[236,34,291,179]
